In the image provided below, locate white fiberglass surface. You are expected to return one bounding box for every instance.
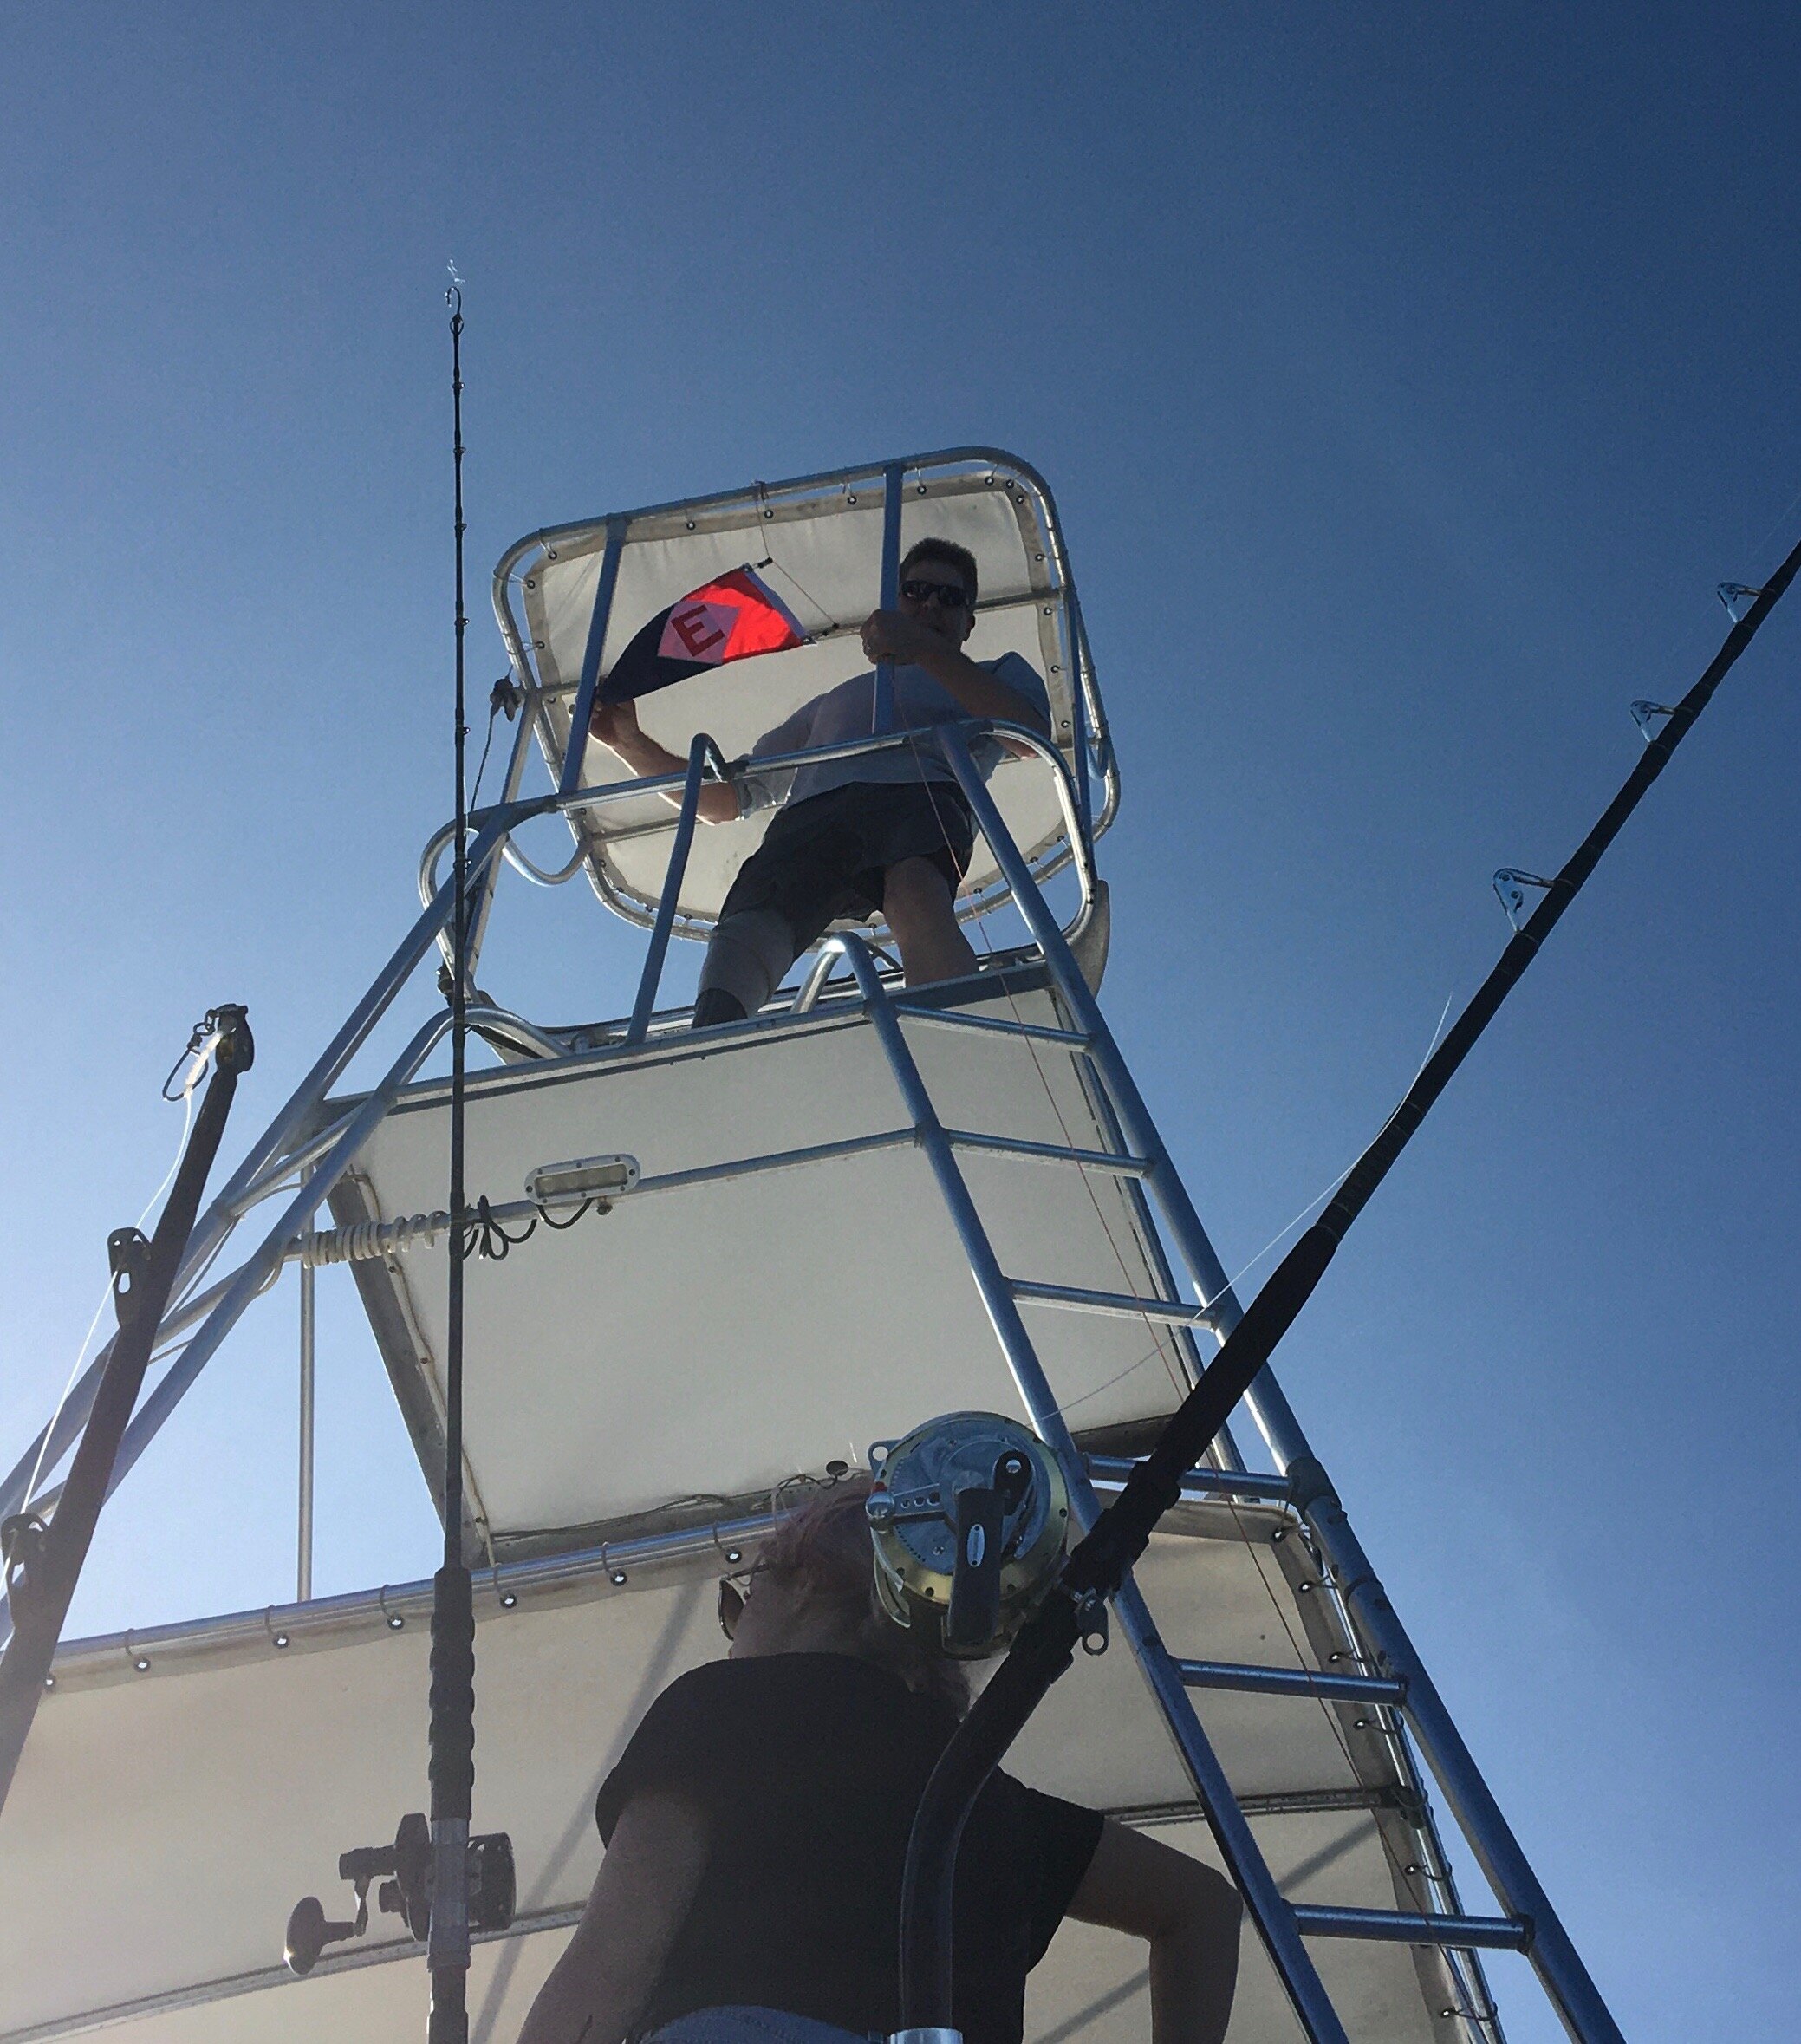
[516,459,1085,922]
[348,988,1197,1546]
[6,1512,1455,2043]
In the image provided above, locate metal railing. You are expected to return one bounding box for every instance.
[907,722,1612,2044]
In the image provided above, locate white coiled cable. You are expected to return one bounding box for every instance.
[297,1211,453,1267]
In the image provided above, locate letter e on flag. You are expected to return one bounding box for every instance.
[660,600,734,664]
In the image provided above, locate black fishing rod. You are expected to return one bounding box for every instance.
[276,275,511,2004]
[427,269,478,2044]
[0,1006,252,1818]
[896,531,1801,2033]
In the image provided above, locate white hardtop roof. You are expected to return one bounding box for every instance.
[7,1501,1469,2044]
[336,980,1191,1549]
[494,449,1115,931]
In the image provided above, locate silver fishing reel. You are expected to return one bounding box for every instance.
[866,1412,1069,1658]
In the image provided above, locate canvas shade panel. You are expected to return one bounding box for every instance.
[343,986,1200,1546]
[511,455,1090,927]
[4,1507,1472,2043]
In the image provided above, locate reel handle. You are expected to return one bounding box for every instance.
[283,1895,358,1976]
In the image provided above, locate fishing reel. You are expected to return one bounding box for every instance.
[283,1813,515,1976]
[866,1412,1069,1657]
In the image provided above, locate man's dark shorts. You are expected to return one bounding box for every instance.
[719,779,976,950]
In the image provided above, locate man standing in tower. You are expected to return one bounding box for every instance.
[589,537,1050,1026]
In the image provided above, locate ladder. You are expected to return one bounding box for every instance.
[796,724,1627,2044]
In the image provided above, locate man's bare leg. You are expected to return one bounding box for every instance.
[883,856,979,986]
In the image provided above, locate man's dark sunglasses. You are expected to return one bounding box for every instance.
[899,577,971,609]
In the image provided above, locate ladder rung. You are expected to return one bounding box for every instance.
[1174,1657,1405,1706]
[892,1003,1091,1048]
[1011,1279,1218,1329]
[946,1129,1150,1176]
[1087,1456,1293,1505]
[1291,1904,1530,1953]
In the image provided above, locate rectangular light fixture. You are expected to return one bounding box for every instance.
[524,1153,640,1209]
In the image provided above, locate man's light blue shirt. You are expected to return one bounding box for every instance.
[735,654,1051,816]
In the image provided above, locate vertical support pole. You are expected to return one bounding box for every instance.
[832,936,1349,2044]
[1065,586,1094,843]
[296,1246,315,1604]
[625,734,721,1044]
[1295,1471,1626,2044]
[562,516,627,796]
[449,680,543,985]
[873,462,905,735]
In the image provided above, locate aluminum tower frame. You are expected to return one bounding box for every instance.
[0,457,1627,2044]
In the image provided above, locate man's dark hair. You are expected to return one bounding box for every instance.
[899,537,978,607]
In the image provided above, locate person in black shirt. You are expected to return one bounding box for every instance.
[517,1478,1240,2044]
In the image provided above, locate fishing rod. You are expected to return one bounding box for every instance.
[0,1008,252,1817]
[895,530,1801,2034]
[277,277,513,2004]
[428,266,478,2044]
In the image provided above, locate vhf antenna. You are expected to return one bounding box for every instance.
[429,259,477,2044]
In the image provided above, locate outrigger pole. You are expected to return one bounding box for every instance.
[0,1006,253,1817]
[897,531,1801,2036]
[427,270,478,2044]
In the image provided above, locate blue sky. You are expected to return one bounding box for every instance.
[3,7,1797,2039]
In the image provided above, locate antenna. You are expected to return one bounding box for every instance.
[428,260,477,2044]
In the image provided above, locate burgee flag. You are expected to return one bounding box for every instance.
[599,565,809,704]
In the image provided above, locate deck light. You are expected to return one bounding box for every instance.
[133,1657,151,1673]
[500,1592,517,1608]
[274,1633,290,1649]
[609,1570,627,1585]
[387,1614,404,1631]
[525,1153,640,1211]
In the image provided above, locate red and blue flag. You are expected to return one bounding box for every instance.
[600,565,809,704]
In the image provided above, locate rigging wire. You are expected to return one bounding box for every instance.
[468,674,521,813]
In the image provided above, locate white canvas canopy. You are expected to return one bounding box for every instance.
[495,452,1113,931]
[3,1502,1470,2044]
[335,980,1196,1550]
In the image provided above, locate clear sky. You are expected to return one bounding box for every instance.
[3,7,1797,2040]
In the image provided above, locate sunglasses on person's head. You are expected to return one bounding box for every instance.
[899,577,970,609]
[718,1560,773,1640]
